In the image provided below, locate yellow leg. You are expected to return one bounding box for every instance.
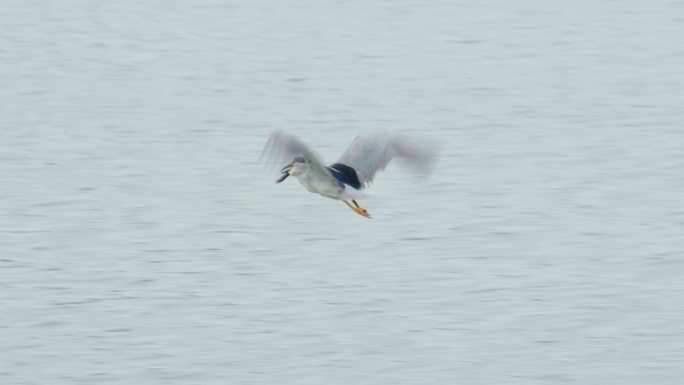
[344,200,371,218]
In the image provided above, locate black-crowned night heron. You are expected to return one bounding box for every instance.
[262,130,437,218]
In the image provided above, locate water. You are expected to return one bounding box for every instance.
[2,1,683,384]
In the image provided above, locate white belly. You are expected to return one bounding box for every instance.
[297,174,342,199]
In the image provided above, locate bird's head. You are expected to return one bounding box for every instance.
[275,156,306,183]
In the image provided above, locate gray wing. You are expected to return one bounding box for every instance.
[335,132,437,187]
[261,129,334,179]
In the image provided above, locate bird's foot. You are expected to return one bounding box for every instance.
[351,206,372,218]
[344,200,372,218]
[353,207,372,218]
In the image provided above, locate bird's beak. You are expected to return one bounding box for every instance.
[275,173,289,183]
[275,162,293,183]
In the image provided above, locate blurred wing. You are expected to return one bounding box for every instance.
[261,129,332,177]
[335,133,437,186]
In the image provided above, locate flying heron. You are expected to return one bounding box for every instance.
[262,130,437,218]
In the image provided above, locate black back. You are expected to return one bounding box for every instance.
[327,163,362,190]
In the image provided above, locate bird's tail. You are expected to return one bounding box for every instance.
[340,186,368,201]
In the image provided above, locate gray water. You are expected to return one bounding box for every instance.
[2,1,684,384]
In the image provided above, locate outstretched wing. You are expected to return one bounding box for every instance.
[335,132,437,187]
[261,129,333,179]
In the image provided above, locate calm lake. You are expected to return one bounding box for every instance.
[2,1,683,384]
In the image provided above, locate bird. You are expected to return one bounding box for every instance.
[262,130,437,218]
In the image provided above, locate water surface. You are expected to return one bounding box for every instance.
[1,1,683,384]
